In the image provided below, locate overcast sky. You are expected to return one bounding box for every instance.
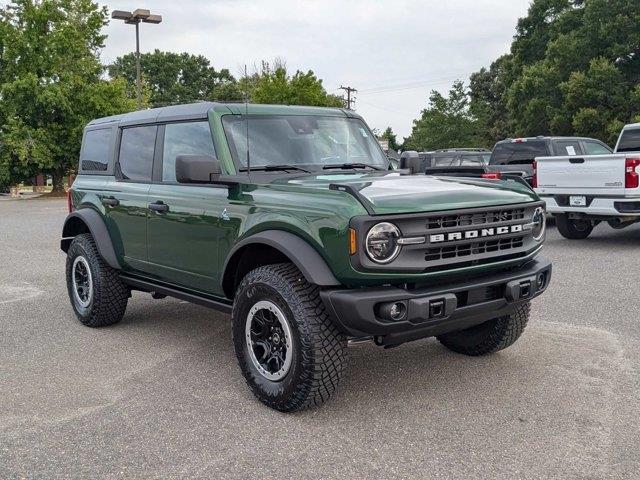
[99,1,531,139]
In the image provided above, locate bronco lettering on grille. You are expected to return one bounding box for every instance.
[429,224,524,243]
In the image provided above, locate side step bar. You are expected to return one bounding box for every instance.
[120,275,233,314]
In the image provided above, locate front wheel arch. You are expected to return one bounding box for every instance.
[221,230,341,299]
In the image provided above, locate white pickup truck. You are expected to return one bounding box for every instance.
[534,123,640,239]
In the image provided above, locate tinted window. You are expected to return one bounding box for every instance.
[555,140,582,156]
[617,128,640,152]
[583,141,611,155]
[490,141,548,165]
[433,154,458,166]
[162,122,216,182]
[81,129,112,171]
[118,126,157,182]
[459,153,486,166]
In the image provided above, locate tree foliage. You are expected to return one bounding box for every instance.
[0,0,137,189]
[108,50,243,107]
[403,81,485,151]
[245,60,344,108]
[379,127,400,151]
[468,0,640,147]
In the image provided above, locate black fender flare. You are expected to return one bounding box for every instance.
[222,230,341,294]
[60,209,121,269]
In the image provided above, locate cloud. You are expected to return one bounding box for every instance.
[101,0,530,139]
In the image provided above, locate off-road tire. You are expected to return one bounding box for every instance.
[232,263,347,412]
[437,302,530,356]
[65,233,129,327]
[556,214,593,239]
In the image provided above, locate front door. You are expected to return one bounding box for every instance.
[146,121,227,295]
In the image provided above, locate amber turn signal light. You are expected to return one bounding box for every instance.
[349,228,357,255]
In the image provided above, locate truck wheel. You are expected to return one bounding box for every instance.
[556,214,593,239]
[232,263,347,412]
[437,302,530,356]
[65,233,129,327]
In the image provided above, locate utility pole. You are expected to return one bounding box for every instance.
[339,85,357,110]
[112,9,163,109]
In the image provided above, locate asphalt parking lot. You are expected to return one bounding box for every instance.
[1,198,639,479]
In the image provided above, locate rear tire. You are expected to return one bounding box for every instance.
[65,233,129,327]
[232,263,347,412]
[556,214,593,239]
[437,302,530,356]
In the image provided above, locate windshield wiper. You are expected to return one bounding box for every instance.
[240,164,311,173]
[322,162,385,171]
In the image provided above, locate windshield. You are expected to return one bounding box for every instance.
[222,115,388,170]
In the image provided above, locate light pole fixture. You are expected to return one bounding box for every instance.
[111,9,162,109]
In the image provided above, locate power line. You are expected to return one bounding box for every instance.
[339,85,357,109]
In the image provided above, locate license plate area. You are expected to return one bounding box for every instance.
[569,195,587,207]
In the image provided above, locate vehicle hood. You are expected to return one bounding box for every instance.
[275,172,538,215]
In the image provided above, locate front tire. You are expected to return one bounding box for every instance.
[232,263,347,412]
[65,233,129,327]
[556,214,593,239]
[437,302,530,356]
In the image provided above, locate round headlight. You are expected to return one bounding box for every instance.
[532,207,546,241]
[366,222,401,263]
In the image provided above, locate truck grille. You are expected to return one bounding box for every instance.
[426,208,525,229]
[351,202,543,274]
[424,236,525,262]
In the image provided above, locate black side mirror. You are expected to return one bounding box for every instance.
[175,155,221,183]
[399,150,421,174]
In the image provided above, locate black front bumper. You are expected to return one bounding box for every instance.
[321,258,551,346]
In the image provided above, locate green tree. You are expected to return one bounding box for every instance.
[108,50,243,107]
[467,0,640,144]
[247,61,344,107]
[379,127,400,151]
[404,81,485,151]
[0,0,137,190]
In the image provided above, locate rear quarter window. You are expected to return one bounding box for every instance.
[616,128,640,153]
[80,128,113,172]
[490,141,548,165]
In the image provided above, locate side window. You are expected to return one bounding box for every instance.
[555,140,582,156]
[433,155,457,166]
[81,128,112,171]
[583,141,611,155]
[117,125,157,182]
[162,122,216,182]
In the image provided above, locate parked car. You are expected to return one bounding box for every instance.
[488,136,612,184]
[61,102,551,411]
[534,124,640,239]
[400,148,489,173]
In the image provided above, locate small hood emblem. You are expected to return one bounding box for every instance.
[220,208,230,221]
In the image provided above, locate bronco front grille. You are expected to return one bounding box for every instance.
[424,236,525,262]
[426,208,525,230]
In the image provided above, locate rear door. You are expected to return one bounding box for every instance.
[146,120,228,295]
[102,125,156,271]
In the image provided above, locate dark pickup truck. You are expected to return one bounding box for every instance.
[401,137,612,185]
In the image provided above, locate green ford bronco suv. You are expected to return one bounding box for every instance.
[61,102,551,411]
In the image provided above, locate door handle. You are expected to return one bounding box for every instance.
[148,201,169,213]
[569,158,585,164]
[102,196,119,207]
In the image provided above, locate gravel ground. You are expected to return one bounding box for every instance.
[1,199,639,479]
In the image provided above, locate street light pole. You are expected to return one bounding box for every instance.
[135,20,141,109]
[111,9,162,110]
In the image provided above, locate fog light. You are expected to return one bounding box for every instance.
[537,272,546,289]
[378,301,407,321]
